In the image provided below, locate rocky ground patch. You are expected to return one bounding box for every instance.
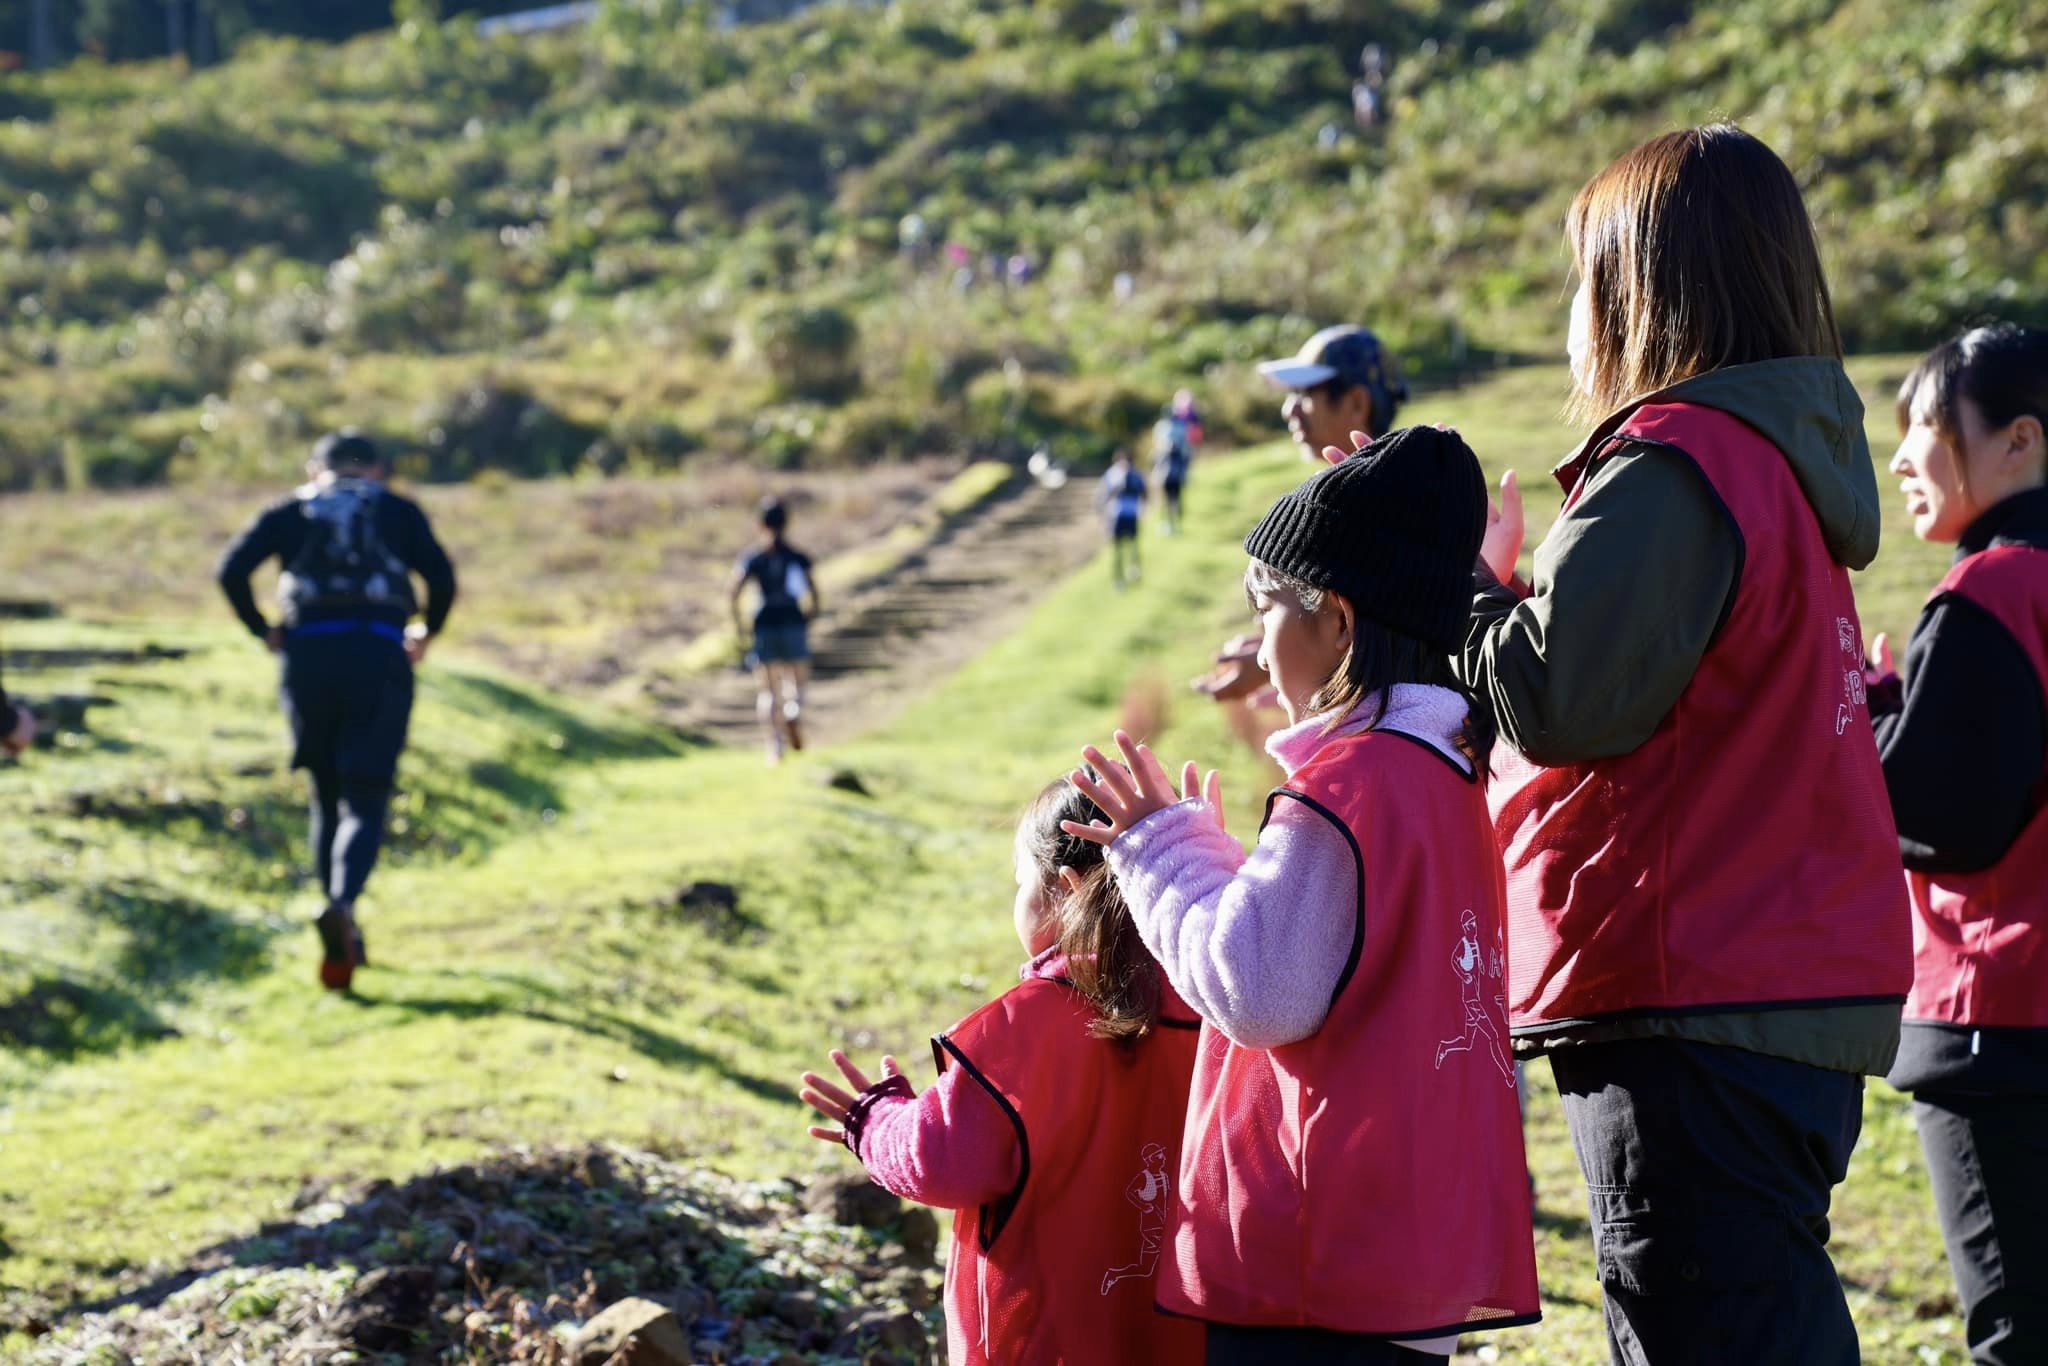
[6,1144,940,1365]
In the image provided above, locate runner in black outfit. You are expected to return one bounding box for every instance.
[729,498,820,765]
[216,431,457,991]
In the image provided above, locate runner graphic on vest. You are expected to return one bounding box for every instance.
[1100,1142,1170,1296]
[1435,910,1513,1084]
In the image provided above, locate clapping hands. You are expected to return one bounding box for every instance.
[1062,730,1221,849]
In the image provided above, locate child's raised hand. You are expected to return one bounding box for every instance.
[1065,730,1199,846]
[1318,428,1377,465]
[1481,469,1525,583]
[798,1049,903,1146]
[1179,760,1224,831]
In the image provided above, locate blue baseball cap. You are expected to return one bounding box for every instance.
[1257,325,1408,430]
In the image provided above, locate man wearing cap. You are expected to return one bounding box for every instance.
[1257,324,1408,464]
[1196,326,1410,705]
[217,431,457,991]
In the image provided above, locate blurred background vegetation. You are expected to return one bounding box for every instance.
[0,0,2040,492]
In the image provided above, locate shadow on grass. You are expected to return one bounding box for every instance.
[0,878,277,1065]
[1533,1203,1591,1242]
[347,968,791,1108]
[431,672,691,765]
[78,881,273,987]
[0,965,180,1059]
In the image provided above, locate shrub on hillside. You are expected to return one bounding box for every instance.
[410,381,601,481]
[743,304,860,402]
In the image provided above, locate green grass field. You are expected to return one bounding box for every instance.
[0,362,1972,1362]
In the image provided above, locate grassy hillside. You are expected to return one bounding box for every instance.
[0,0,2040,489]
[0,363,1972,1362]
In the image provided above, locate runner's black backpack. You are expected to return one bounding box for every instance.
[278,478,417,621]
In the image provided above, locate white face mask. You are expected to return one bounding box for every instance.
[1567,280,1592,392]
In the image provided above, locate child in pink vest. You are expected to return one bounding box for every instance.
[799,776,1204,1366]
[1066,427,1539,1363]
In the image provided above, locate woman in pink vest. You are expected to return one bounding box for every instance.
[1868,324,2048,1366]
[798,773,1204,1366]
[1070,427,1540,1364]
[1456,125,1912,1365]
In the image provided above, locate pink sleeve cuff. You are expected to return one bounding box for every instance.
[852,1061,1022,1211]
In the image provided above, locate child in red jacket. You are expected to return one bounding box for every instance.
[799,775,1204,1366]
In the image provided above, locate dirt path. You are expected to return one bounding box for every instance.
[657,473,1101,750]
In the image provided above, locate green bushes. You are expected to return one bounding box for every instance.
[0,0,2039,489]
[409,381,603,480]
[743,304,861,402]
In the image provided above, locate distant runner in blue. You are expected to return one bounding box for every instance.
[729,497,821,765]
[1151,388,1204,536]
[1097,448,1150,589]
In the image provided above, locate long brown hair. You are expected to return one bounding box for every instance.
[1017,776,1162,1043]
[1565,124,1843,424]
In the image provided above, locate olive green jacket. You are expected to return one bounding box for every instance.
[1459,358,1900,1076]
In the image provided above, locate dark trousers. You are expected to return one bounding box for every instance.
[1206,1323,1442,1365]
[307,766,390,906]
[1913,1092,2048,1365]
[1549,1038,1863,1366]
[280,628,413,907]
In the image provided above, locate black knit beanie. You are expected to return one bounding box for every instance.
[1242,426,1487,654]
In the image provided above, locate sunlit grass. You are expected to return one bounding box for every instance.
[0,363,1968,1362]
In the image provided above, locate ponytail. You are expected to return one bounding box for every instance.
[1018,776,1163,1042]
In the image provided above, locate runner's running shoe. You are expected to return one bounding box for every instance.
[316,903,358,991]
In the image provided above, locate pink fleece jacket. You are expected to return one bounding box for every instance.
[848,947,1200,1209]
[1107,686,1475,1358]
[847,953,1057,1208]
[1107,685,1474,1048]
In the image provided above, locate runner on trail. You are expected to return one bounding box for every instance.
[1097,448,1148,589]
[1151,389,1203,535]
[216,430,457,992]
[729,498,819,765]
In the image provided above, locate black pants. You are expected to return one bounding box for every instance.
[307,767,391,906]
[1206,1323,1443,1365]
[1549,1038,1863,1366]
[280,628,413,907]
[1913,1092,2048,1365]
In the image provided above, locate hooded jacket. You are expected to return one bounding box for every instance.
[1458,358,1907,1074]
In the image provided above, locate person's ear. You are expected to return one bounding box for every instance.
[1056,866,1086,897]
[1345,387,1376,441]
[2008,415,2045,484]
[1331,595,1355,650]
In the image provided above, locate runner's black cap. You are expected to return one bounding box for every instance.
[312,430,381,471]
